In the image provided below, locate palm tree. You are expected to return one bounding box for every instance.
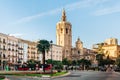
[37,39,50,72]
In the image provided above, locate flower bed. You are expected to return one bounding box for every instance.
[0,75,5,79]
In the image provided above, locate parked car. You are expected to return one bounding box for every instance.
[18,65,29,71]
[114,67,120,72]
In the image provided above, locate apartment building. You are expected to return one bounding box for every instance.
[7,36,19,64]
[22,40,39,61]
[45,44,63,61]
[0,32,41,66]
[0,33,8,69]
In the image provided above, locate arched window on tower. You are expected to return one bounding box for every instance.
[66,28,68,34]
[61,28,63,34]
[78,51,80,54]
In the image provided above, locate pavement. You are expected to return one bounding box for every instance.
[53,70,120,80]
[1,70,120,80]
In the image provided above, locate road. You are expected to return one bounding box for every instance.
[53,71,120,80]
[5,71,120,80]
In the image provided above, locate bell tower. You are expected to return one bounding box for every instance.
[76,37,83,55]
[56,9,72,59]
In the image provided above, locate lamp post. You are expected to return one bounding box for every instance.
[50,40,53,75]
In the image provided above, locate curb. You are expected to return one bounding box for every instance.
[51,71,71,79]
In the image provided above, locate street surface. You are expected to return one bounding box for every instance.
[5,71,120,80]
[53,71,120,80]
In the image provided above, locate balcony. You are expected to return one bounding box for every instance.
[8,48,11,51]
[12,44,14,46]
[20,58,23,60]
[31,47,36,50]
[8,43,11,45]
[3,48,6,51]
[16,44,18,47]
[18,47,23,50]
[3,41,6,44]
[12,55,17,57]
[8,55,10,57]
[18,53,23,55]
[12,49,14,51]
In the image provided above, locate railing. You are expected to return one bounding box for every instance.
[12,49,14,51]
[8,43,11,45]
[8,48,11,51]
[3,48,6,51]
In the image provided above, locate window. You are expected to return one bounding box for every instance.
[3,46,5,50]
[61,28,63,33]
[66,28,68,34]
[3,54,5,58]
[78,51,80,54]
[3,39,5,43]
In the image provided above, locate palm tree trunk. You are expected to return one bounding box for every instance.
[42,50,45,72]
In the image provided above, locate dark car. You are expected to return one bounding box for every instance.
[99,67,106,71]
[114,68,120,72]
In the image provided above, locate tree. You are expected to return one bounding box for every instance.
[72,60,77,66]
[62,58,69,65]
[46,59,63,71]
[27,59,36,70]
[37,40,50,72]
[104,55,115,66]
[116,55,120,67]
[96,54,104,66]
[79,58,91,70]
[96,43,104,54]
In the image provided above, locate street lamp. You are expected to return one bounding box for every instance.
[50,40,53,75]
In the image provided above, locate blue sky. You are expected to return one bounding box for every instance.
[0,0,120,49]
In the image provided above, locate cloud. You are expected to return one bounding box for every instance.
[13,0,110,24]
[93,4,120,16]
[65,0,110,11]
[9,33,24,37]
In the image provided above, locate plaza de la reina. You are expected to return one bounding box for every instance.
[0,9,120,69]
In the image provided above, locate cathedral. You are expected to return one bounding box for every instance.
[56,9,95,61]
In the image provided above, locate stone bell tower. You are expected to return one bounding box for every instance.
[76,37,83,55]
[56,9,72,59]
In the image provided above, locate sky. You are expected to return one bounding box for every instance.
[0,0,120,49]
